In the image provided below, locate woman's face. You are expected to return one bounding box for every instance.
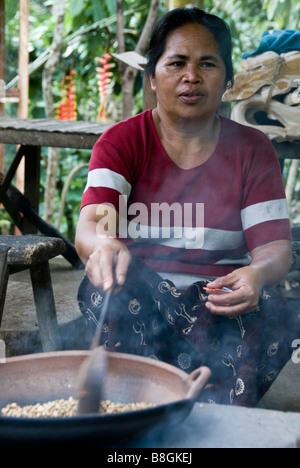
[150,23,227,122]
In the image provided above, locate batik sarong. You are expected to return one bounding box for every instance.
[77,257,299,407]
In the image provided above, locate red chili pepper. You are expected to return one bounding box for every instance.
[97,54,114,121]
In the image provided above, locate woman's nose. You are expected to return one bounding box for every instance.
[183,65,202,83]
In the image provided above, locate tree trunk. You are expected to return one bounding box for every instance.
[42,0,65,224]
[121,67,138,120]
[117,0,126,56]
[16,0,29,205]
[117,0,160,120]
[286,159,299,206]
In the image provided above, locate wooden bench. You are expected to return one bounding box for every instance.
[0,235,66,352]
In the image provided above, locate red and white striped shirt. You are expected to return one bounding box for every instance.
[81,110,291,284]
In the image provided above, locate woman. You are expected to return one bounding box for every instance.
[76,8,296,406]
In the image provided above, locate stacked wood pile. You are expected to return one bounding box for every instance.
[223,51,300,142]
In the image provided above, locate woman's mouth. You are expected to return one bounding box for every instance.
[178,91,204,104]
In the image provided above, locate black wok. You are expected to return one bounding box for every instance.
[0,351,211,447]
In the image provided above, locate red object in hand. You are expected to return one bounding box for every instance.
[203,287,233,295]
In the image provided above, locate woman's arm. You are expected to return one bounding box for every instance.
[75,204,131,291]
[205,240,292,317]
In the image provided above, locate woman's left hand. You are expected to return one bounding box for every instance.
[205,266,263,317]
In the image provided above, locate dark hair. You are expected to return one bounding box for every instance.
[145,8,234,88]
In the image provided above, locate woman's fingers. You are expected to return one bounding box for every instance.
[205,267,262,317]
[99,244,117,291]
[115,248,131,286]
[85,250,104,289]
[85,239,131,291]
[205,290,258,317]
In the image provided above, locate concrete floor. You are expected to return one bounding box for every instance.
[0,256,91,357]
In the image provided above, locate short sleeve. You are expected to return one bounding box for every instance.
[81,137,134,211]
[241,133,292,251]
[80,112,150,212]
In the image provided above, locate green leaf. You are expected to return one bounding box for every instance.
[91,0,107,22]
[69,0,86,17]
[105,0,116,16]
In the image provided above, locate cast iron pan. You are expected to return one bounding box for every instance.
[0,351,211,447]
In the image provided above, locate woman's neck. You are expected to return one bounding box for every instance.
[152,107,221,170]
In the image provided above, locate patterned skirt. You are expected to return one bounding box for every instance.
[77,257,299,407]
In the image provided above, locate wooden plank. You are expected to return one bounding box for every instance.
[0,87,20,103]
[3,186,83,268]
[0,117,112,149]
[5,89,19,99]
[0,128,100,149]
[0,117,111,134]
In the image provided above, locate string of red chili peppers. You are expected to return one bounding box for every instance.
[96,53,114,122]
[57,54,114,122]
[57,69,77,121]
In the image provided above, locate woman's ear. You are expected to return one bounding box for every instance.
[149,74,157,94]
[144,74,157,110]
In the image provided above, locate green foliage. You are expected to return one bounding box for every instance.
[6,0,298,121]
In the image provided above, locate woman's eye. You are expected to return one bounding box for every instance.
[170,62,185,68]
[200,62,216,69]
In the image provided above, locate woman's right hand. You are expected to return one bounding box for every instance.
[85,237,131,291]
[75,204,132,292]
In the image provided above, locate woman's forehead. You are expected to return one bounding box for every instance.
[162,23,220,58]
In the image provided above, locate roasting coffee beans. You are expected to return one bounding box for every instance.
[1,398,154,418]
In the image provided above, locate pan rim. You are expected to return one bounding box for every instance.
[0,350,198,423]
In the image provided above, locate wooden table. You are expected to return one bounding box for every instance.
[0,117,112,234]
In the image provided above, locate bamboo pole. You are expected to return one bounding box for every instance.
[0,0,5,174]
[17,0,29,194]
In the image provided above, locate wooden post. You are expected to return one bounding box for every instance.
[17,0,29,195]
[30,261,62,352]
[18,0,29,120]
[0,246,9,326]
[0,0,5,173]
